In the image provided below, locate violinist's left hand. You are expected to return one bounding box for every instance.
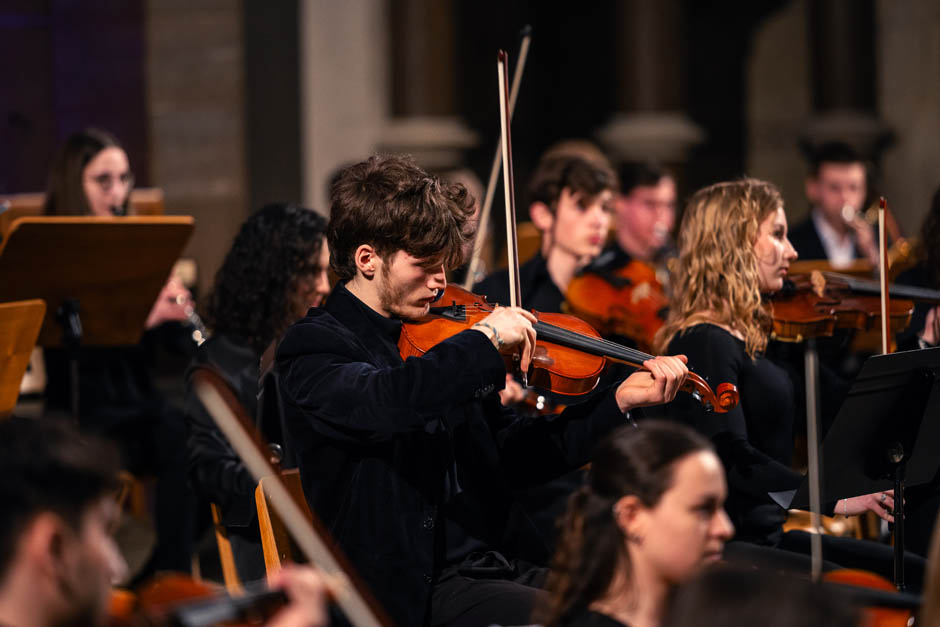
[266,565,334,627]
[838,490,896,523]
[920,305,939,346]
[615,355,689,413]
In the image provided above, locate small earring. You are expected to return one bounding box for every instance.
[627,533,643,545]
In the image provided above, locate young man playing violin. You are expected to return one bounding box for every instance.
[275,154,689,627]
[0,417,331,627]
[573,162,678,351]
[475,152,616,313]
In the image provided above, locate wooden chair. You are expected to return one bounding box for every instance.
[0,299,46,417]
[255,468,313,576]
[210,502,244,594]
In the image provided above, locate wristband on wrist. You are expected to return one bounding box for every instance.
[473,321,504,350]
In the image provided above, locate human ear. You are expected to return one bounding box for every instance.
[612,495,646,544]
[24,513,72,581]
[805,177,819,204]
[353,245,377,278]
[529,202,555,233]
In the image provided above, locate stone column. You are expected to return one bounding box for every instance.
[596,0,704,164]
[378,0,477,169]
[802,0,891,160]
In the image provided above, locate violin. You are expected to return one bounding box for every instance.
[403,50,738,414]
[565,259,669,352]
[769,272,914,343]
[110,575,289,627]
[823,569,920,627]
[399,284,739,413]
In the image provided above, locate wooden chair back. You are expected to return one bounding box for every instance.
[255,468,313,576]
[210,502,244,594]
[0,299,46,416]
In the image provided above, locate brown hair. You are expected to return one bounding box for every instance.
[528,153,618,213]
[327,154,476,280]
[43,128,128,216]
[654,178,782,357]
[536,421,713,627]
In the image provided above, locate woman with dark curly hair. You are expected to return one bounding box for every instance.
[535,421,733,627]
[184,202,329,581]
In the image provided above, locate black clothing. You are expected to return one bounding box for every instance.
[477,249,596,562]
[560,609,628,627]
[584,241,633,275]
[895,264,935,352]
[475,252,565,312]
[666,324,801,545]
[788,213,863,262]
[430,557,546,627]
[44,326,196,575]
[184,333,266,581]
[276,282,631,627]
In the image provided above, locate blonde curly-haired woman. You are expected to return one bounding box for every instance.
[655,178,925,587]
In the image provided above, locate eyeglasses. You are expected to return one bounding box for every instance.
[86,172,135,193]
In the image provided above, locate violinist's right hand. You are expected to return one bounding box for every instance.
[266,565,335,627]
[472,306,537,373]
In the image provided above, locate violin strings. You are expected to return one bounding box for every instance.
[534,320,654,364]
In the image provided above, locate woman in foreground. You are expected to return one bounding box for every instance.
[536,421,734,627]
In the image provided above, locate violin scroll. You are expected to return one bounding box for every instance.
[683,373,739,414]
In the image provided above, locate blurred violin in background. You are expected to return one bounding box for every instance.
[565,259,669,352]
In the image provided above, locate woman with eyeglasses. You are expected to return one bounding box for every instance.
[41,128,197,582]
[44,128,135,217]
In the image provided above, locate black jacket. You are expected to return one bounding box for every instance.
[788,212,862,262]
[474,252,565,313]
[275,283,630,626]
[184,334,261,527]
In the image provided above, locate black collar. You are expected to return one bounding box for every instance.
[325,282,403,349]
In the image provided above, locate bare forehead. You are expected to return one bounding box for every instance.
[85,147,130,173]
[665,450,726,497]
[818,162,866,182]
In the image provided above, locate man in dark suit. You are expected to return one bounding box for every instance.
[788,142,878,268]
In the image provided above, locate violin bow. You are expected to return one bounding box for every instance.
[807,198,893,582]
[193,371,392,627]
[462,26,532,290]
[879,197,891,355]
[497,49,522,309]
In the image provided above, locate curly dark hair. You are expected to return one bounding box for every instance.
[328,154,476,281]
[206,203,327,354]
[536,421,713,627]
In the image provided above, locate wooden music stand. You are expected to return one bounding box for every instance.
[0,299,46,417]
[0,188,166,240]
[0,216,194,417]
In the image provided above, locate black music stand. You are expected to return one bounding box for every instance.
[0,216,194,419]
[790,346,940,590]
